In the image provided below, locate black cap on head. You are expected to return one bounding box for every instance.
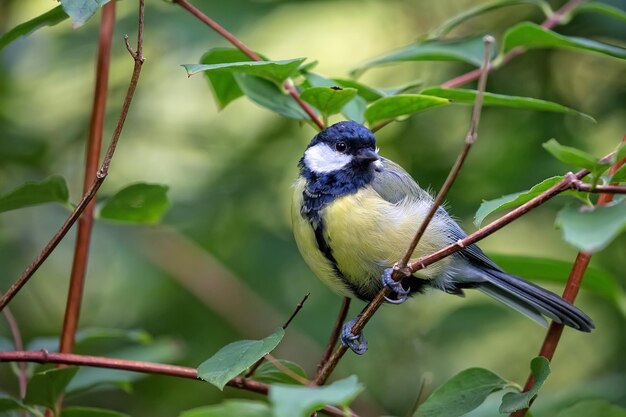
[309,121,376,149]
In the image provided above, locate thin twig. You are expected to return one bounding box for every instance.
[510,143,625,417]
[0,350,356,417]
[59,0,116,358]
[0,0,145,313]
[172,0,324,130]
[0,298,27,399]
[569,181,626,194]
[441,0,587,89]
[316,297,350,379]
[245,293,310,378]
[315,36,495,385]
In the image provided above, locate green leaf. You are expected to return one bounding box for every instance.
[421,87,594,122]
[61,407,130,417]
[543,139,609,176]
[0,175,69,214]
[364,94,450,125]
[555,400,626,417]
[0,6,69,51]
[489,254,626,317]
[24,367,79,411]
[555,202,626,252]
[570,2,626,23]
[353,36,494,77]
[414,368,511,417]
[474,176,564,227]
[27,327,153,353]
[611,164,626,183]
[429,0,551,39]
[252,360,308,385]
[180,400,271,417]
[235,74,311,121]
[270,375,363,417]
[183,58,305,85]
[198,328,285,390]
[60,0,111,28]
[199,49,254,109]
[333,78,385,101]
[500,357,551,413]
[300,87,357,119]
[502,22,626,60]
[0,395,35,413]
[99,183,169,224]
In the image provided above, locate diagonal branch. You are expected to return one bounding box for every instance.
[172,0,324,130]
[316,297,351,379]
[0,0,146,313]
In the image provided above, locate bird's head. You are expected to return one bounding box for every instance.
[300,121,382,175]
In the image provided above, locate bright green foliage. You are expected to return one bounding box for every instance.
[414,367,511,417]
[61,407,130,417]
[0,6,68,50]
[474,176,564,227]
[300,87,357,121]
[235,74,311,121]
[0,175,69,214]
[183,58,305,85]
[611,164,626,182]
[543,139,610,175]
[199,49,255,109]
[555,400,626,417]
[569,2,626,23]
[99,183,169,224]
[428,0,551,38]
[500,357,551,413]
[60,0,111,28]
[364,94,450,125]
[269,375,363,417]
[502,22,626,60]
[353,36,493,77]
[179,400,271,417]
[24,367,79,411]
[421,87,594,121]
[252,359,308,385]
[198,328,285,390]
[0,395,36,413]
[556,202,626,252]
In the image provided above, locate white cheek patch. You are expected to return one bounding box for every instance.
[304,143,352,173]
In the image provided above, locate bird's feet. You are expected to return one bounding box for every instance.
[340,316,368,355]
[382,268,409,304]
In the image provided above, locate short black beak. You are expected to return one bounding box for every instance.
[355,148,380,163]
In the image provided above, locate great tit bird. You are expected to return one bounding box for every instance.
[292,121,593,354]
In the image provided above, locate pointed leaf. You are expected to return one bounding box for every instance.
[61,407,130,417]
[180,400,271,417]
[353,36,494,77]
[235,74,311,121]
[421,87,594,122]
[99,183,169,224]
[414,367,511,417]
[0,395,36,413]
[500,357,551,413]
[252,360,308,385]
[0,175,69,214]
[199,49,254,109]
[570,2,626,23]
[543,139,609,174]
[24,367,79,410]
[555,400,626,417]
[183,58,305,85]
[198,328,284,390]
[0,6,69,51]
[365,94,450,125]
[430,0,551,38]
[610,164,626,183]
[503,22,626,60]
[555,202,626,252]
[60,0,111,28]
[300,87,357,118]
[270,375,363,417]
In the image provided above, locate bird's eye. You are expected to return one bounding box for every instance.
[335,142,347,153]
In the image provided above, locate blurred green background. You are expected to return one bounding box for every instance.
[0,0,624,416]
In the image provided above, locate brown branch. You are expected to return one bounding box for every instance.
[245,293,310,378]
[511,145,625,417]
[0,1,146,313]
[172,0,324,130]
[441,0,587,89]
[59,0,116,358]
[0,350,355,417]
[315,36,495,385]
[0,298,27,398]
[569,181,626,194]
[316,297,351,379]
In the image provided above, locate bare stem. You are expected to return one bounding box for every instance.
[569,181,626,194]
[245,293,310,378]
[0,298,27,398]
[172,0,324,130]
[315,297,351,380]
[0,0,145,313]
[442,0,587,88]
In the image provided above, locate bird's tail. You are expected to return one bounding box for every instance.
[474,268,594,332]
